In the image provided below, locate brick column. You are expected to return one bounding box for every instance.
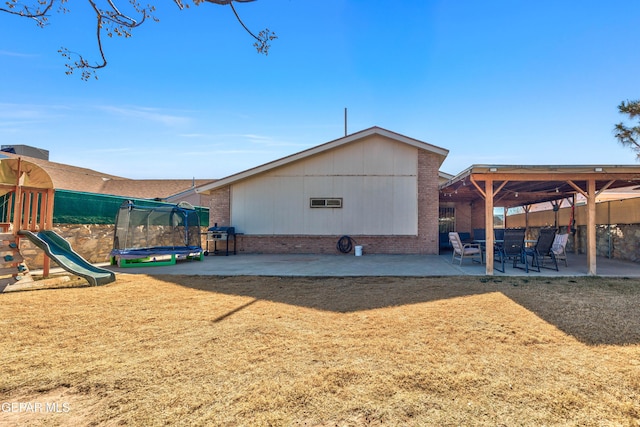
[209,186,231,227]
[417,150,440,254]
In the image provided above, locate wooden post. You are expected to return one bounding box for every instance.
[46,188,55,230]
[43,188,55,278]
[485,178,494,275]
[570,194,577,254]
[586,178,597,275]
[29,191,38,230]
[13,159,23,234]
[6,194,13,224]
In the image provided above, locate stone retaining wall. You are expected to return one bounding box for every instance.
[19,224,116,270]
[526,224,640,263]
[19,224,209,270]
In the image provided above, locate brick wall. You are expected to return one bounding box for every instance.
[236,234,432,254]
[209,187,231,227]
[417,150,440,254]
[455,202,473,235]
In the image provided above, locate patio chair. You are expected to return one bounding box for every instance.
[473,228,487,253]
[551,233,569,267]
[495,228,527,273]
[448,232,482,265]
[473,228,486,241]
[458,231,472,243]
[524,228,558,272]
[494,228,505,252]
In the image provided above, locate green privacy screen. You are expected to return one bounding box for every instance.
[52,190,209,226]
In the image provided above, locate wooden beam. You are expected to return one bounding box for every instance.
[470,175,486,199]
[494,180,508,196]
[473,172,640,182]
[567,180,587,198]
[595,180,615,197]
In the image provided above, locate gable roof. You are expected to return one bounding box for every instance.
[196,126,449,194]
[0,152,215,200]
[0,152,127,193]
[101,179,216,200]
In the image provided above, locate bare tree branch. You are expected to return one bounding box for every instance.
[227,1,276,55]
[0,0,56,26]
[2,0,275,80]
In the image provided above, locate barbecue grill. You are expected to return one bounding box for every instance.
[205,225,237,256]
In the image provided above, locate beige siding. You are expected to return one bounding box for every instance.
[393,177,418,234]
[230,136,418,235]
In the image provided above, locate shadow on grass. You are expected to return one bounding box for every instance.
[497,276,640,346]
[152,274,640,346]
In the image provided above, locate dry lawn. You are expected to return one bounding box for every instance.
[1,274,640,426]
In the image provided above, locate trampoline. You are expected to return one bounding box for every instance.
[110,200,203,267]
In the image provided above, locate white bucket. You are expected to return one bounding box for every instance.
[354,245,363,256]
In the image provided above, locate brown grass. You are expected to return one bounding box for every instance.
[1,274,640,426]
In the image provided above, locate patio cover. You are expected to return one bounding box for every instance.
[439,164,640,275]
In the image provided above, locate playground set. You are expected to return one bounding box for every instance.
[0,157,116,292]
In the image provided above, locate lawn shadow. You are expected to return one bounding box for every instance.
[498,276,640,346]
[160,275,491,313]
[152,274,640,346]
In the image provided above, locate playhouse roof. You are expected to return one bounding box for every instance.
[0,158,53,196]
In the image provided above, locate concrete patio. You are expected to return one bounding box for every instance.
[105,250,640,278]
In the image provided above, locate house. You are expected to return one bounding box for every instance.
[5,130,640,276]
[194,126,640,276]
[195,127,449,254]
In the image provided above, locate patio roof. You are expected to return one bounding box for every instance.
[438,164,640,276]
[439,164,640,207]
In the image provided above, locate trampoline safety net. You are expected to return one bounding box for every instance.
[46,189,208,225]
[112,200,202,253]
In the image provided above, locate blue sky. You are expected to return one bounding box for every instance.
[1,0,640,179]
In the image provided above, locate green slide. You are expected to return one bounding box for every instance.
[18,230,116,286]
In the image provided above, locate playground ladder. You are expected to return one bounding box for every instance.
[0,232,33,292]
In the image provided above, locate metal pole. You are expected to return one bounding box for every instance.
[344,108,348,136]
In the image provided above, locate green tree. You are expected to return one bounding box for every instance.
[614,100,640,160]
[1,0,276,80]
